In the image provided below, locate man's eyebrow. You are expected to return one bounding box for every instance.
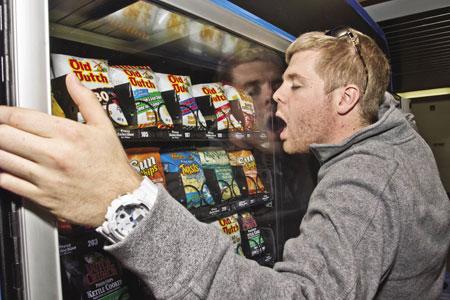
[243,80,261,88]
[284,73,307,81]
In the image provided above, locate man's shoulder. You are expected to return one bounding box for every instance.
[325,139,399,177]
[317,146,397,199]
[334,124,423,171]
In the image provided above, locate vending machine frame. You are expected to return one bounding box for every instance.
[2,0,61,299]
[2,1,294,299]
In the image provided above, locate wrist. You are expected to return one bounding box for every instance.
[121,171,144,196]
[96,177,158,243]
[93,172,143,227]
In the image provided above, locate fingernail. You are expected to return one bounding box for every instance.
[67,73,82,86]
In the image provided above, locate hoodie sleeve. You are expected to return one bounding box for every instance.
[105,153,401,299]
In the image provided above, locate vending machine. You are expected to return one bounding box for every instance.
[0,0,384,299]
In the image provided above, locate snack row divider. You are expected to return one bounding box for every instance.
[116,128,268,142]
[191,192,272,222]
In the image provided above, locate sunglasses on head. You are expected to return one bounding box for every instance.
[324,27,368,97]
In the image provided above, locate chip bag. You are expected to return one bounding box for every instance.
[223,85,256,131]
[161,151,214,208]
[109,65,173,128]
[155,73,206,129]
[238,212,267,258]
[126,147,165,185]
[191,83,242,131]
[227,150,265,195]
[59,231,131,300]
[51,54,129,126]
[198,150,240,201]
[213,214,244,256]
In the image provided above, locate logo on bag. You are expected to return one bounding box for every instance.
[130,157,159,177]
[168,75,189,93]
[202,86,227,102]
[69,59,109,83]
[237,156,256,168]
[123,69,156,89]
[219,217,240,234]
[179,163,200,175]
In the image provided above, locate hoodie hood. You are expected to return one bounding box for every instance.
[310,93,417,164]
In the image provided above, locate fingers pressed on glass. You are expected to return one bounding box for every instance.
[0,149,44,185]
[0,172,41,201]
[0,124,56,163]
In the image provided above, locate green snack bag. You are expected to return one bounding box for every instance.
[199,150,241,201]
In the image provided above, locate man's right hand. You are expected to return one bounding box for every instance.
[0,73,142,227]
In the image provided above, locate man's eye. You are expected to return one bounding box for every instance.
[291,85,301,90]
[245,85,261,97]
[272,80,282,91]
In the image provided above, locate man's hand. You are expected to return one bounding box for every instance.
[0,74,142,227]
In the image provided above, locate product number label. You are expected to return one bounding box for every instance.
[94,91,110,106]
[87,238,99,247]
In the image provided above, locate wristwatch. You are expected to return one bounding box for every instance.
[96,177,158,244]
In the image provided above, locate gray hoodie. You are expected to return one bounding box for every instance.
[107,103,450,299]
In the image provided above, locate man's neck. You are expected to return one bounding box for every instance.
[328,116,366,145]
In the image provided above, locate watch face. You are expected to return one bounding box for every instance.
[113,203,149,239]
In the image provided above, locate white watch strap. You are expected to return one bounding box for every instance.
[96,177,158,243]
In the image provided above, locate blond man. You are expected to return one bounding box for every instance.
[0,28,448,299]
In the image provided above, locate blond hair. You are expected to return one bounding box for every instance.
[286,29,390,124]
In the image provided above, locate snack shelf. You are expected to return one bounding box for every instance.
[116,128,268,143]
[191,192,272,222]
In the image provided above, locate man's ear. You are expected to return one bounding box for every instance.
[336,84,361,115]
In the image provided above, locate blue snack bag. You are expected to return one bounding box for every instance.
[161,151,214,208]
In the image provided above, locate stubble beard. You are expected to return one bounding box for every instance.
[281,131,311,154]
[280,115,307,154]
[281,113,329,155]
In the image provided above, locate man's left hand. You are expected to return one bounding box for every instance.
[0,74,142,227]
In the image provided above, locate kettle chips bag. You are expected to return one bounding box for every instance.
[58,232,130,300]
[238,212,266,258]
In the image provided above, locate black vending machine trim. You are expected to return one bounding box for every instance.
[0,0,24,298]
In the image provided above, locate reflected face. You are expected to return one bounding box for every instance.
[230,61,282,133]
[273,50,336,154]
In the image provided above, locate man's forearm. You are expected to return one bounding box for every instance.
[104,185,303,299]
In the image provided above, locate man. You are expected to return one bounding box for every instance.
[0,28,448,299]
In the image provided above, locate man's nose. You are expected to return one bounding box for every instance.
[273,85,282,104]
[260,82,275,105]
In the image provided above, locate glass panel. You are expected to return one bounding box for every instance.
[48,1,315,299]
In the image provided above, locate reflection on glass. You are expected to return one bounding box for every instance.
[76,1,250,58]
[94,1,188,40]
[217,47,285,149]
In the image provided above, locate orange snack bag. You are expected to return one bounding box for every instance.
[227,150,265,195]
[126,147,165,185]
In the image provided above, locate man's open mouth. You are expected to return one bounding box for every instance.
[266,113,286,136]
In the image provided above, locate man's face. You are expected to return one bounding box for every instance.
[230,61,282,133]
[273,50,336,154]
